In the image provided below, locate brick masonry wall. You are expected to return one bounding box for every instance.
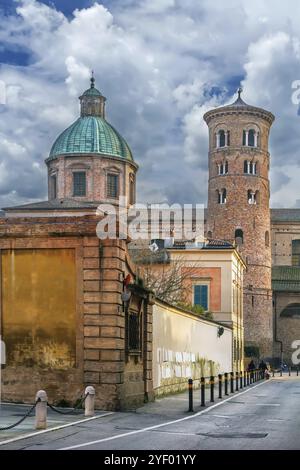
[205,110,274,357]
[47,154,137,205]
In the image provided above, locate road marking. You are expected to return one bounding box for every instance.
[0,413,114,447]
[60,380,271,450]
[250,403,280,406]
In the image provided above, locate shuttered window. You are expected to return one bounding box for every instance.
[193,285,208,310]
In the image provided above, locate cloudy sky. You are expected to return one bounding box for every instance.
[0,0,300,208]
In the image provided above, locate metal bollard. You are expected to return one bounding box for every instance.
[224,373,229,396]
[84,386,96,417]
[272,369,275,378]
[297,367,299,377]
[218,374,223,399]
[289,367,291,377]
[236,372,239,391]
[244,370,247,387]
[280,369,283,377]
[35,390,48,430]
[201,377,206,407]
[210,376,215,403]
[188,379,193,412]
[247,371,250,386]
[230,372,234,393]
[240,371,243,389]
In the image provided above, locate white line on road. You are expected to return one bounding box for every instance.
[0,412,114,447]
[60,380,271,450]
[250,403,280,406]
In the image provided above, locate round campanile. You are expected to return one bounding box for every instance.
[203,89,275,358]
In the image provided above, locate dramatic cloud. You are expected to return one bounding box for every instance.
[0,0,300,207]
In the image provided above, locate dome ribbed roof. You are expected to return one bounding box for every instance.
[48,116,133,161]
[82,86,102,97]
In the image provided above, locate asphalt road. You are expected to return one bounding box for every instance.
[1,377,300,450]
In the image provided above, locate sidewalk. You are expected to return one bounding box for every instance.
[0,402,109,442]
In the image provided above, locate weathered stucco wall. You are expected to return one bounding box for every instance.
[2,248,76,369]
[153,300,232,396]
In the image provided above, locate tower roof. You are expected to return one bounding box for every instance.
[203,87,275,124]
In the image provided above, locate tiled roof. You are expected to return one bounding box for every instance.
[48,116,133,161]
[3,199,100,212]
[272,265,300,292]
[271,209,300,222]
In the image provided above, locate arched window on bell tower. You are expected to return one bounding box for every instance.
[243,129,259,147]
[248,189,259,205]
[235,229,244,245]
[216,130,230,148]
[217,161,229,175]
[244,160,257,175]
[217,188,227,204]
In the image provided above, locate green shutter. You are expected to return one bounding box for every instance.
[194,285,208,310]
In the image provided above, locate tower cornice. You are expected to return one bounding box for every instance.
[204,106,275,125]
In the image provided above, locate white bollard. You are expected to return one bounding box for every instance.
[84,386,95,417]
[35,390,48,430]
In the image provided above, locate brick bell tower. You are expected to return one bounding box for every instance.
[203,88,275,358]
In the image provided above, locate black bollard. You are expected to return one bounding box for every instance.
[188,379,193,412]
[224,373,229,396]
[218,374,222,399]
[236,372,239,391]
[297,367,299,377]
[230,372,234,393]
[289,367,291,377]
[272,369,275,378]
[240,371,243,389]
[201,377,205,407]
[280,369,283,377]
[244,370,247,387]
[210,376,215,403]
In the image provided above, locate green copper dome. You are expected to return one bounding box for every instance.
[48,116,133,161]
[82,86,102,97]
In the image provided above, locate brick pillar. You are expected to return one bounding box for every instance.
[83,236,126,410]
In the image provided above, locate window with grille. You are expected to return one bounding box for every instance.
[128,312,141,351]
[73,172,86,197]
[193,285,208,310]
[107,174,119,198]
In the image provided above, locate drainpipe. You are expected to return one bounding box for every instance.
[273,292,283,366]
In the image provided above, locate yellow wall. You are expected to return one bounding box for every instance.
[1,248,76,369]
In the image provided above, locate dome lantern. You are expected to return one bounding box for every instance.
[79,72,106,118]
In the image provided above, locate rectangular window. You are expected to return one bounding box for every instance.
[128,313,140,351]
[107,174,119,198]
[73,172,86,197]
[51,175,57,199]
[292,240,300,266]
[193,285,208,310]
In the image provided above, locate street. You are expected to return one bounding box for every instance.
[0,376,299,450]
